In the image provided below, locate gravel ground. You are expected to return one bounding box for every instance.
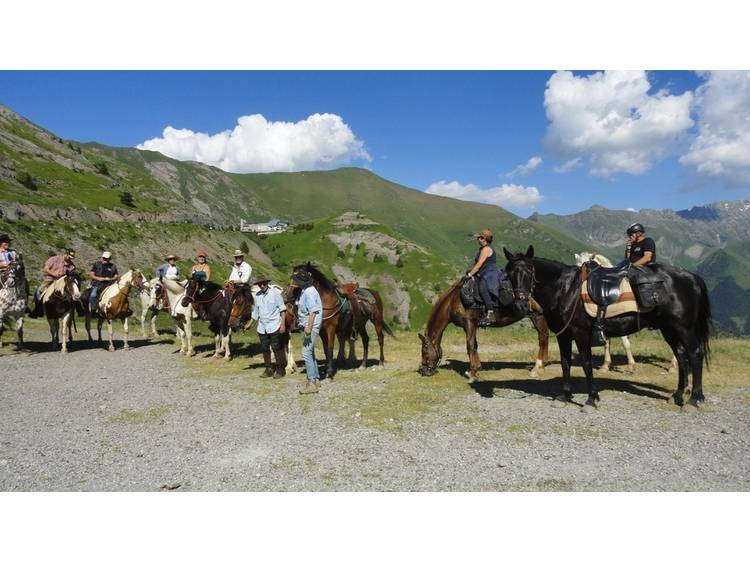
[1,332,749,492]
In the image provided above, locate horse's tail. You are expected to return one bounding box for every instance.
[382,321,396,339]
[695,274,713,368]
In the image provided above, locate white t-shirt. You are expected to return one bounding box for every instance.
[165,265,180,280]
[229,261,252,284]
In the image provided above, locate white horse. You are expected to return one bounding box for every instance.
[137,278,159,338]
[149,277,197,356]
[0,260,28,350]
[84,270,144,351]
[575,252,678,374]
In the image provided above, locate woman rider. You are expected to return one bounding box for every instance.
[465,228,503,327]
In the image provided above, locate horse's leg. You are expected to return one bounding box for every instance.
[122,317,129,350]
[186,316,195,356]
[375,318,385,367]
[553,335,574,406]
[223,329,232,361]
[576,335,600,411]
[668,354,678,375]
[107,319,115,351]
[97,318,103,343]
[322,324,335,379]
[85,314,93,342]
[622,336,636,373]
[286,336,296,374]
[529,311,548,377]
[213,332,221,358]
[465,320,481,383]
[175,319,186,354]
[151,312,159,337]
[49,318,57,350]
[61,313,69,354]
[16,315,24,350]
[602,338,612,371]
[359,329,370,370]
[140,308,147,338]
[347,337,356,367]
[660,327,690,406]
[0,320,4,348]
[685,335,705,407]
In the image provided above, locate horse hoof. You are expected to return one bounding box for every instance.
[108,347,115,352]
[529,368,540,378]
[188,351,196,357]
[224,356,232,362]
[582,403,598,414]
[551,398,567,409]
[681,403,700,412]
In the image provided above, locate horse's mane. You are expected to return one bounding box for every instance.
[199,280,223,293]
[296,263,337,293]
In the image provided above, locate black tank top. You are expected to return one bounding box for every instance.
[474,244,496,276]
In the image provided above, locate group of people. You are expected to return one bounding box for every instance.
[465,222,656,327]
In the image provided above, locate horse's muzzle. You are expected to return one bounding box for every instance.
[418,365,437,376]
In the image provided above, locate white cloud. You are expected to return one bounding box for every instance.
[553,157,582,173]
[425,180,543,209]
[544,70,694,177]
[680,71,750,183]
[137,113,370,173]
[507,155,542,177]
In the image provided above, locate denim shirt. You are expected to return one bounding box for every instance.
[297,286,322,332]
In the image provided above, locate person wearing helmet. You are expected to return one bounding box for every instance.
[625,223,656,266]
[89,251,119,314]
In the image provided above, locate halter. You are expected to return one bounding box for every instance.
[183,282,224,306]
[512,266,537,305]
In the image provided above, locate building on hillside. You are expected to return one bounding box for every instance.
[240,218,289,234]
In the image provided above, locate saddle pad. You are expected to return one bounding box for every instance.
[41,278,65,303]
[581,278,638,318]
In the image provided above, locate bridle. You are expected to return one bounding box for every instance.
[183,281,224,306]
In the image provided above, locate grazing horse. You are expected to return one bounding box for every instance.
[151,277,197,355]
[0,258,29,350]
[82,270,144,351]
[574,252,679,375]
[418,280,549,383]
[228,283,296,374]
[42,273,81,353]
[339,286,395,369]
[505,246,712,410]
[287,263,350,378]
[181,279,240,361]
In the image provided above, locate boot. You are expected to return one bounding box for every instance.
[299,380,320,394]
[272,348,287,378]
[591,321,607,347]
[260,351,274,378]
[478,308,496,328]
[29,297,43,318]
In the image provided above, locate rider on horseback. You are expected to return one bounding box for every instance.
[156,254,181,281]
[190,251,211,284]
[464,228,505,327]
[29,248,76,318]
[0,234,18,274]
[229,250,252,286]
[88,251,119,316]
[625,223,656,266]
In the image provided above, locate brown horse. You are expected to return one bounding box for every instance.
[418,280,549,383]
[339,285,395,369]
[42,273,82,353]
[288,263,350,378]
[82,270,144,351]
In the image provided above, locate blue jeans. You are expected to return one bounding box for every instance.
[301,330,320,381]
[89,285,100,308]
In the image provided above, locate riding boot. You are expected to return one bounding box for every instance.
[478,308,496,328]
[273,347,287,378]
[260,351,274,378]
[29,295,44,318]
[592,308,607,347]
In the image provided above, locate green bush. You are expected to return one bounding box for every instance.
[15,170,37,191]
[94,161,110,176]
[120,191,135,207]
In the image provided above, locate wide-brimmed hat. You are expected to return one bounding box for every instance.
[101,251,112,259]
[65,248,76,257]
[196,251,207,258]
[253,275,272,285]
[233,250,245,258]
[0,234,12,243]
[165,254,177,260]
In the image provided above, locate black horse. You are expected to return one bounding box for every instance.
[182,279,251,361]
[504,246,712,410]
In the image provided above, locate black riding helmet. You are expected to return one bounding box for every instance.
[626,222,645,235]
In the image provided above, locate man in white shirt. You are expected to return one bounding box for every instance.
[228,250,252,285]
[248,275,287,378]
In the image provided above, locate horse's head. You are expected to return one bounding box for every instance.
[504,245,535,314]
[148,279,164,311]
[228,286,253,331]
[64,272,81,301]
[129,270,144,288]
[418,332,442,376]
[181,278,200,308]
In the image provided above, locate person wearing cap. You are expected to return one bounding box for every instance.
[228,250,252,285]
[156,255,180,281]
[625,223,656,266]
[464,228,504,327]
[29,248,77,317]
[190,252,211,283]
[88,251,119,314]
[248,275,287,379]
[292,269,322,395]
[0,234,18,273]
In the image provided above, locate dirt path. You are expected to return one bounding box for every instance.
[1,331,748,491]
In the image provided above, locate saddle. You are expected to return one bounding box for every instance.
[459,277,513,310]
[584,260,630,307]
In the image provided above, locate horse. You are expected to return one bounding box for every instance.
[287,263,351,378]
[338,285,395,370]
[228,282,296,374]
[418,279,549,383]
[137,278,160,338]
[42,272,82,353]
[575,252,679,375]
[0,258,29,350]
[82,270,144,351]
[181,278,242,361]
[150,277,198,356]
[504,245,712,410]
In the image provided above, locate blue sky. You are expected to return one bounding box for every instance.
[1,70,747,217]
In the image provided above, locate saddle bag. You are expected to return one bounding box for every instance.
[634,280,668,309]
[498,279,514,307]
[460,277,482,309]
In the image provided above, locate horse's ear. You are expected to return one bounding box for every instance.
[503,247,514,261]
[526,245,534,258]
[418,332,426,343]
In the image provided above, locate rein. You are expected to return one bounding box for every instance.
[184,283,225,306]
[550,272,584,337]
